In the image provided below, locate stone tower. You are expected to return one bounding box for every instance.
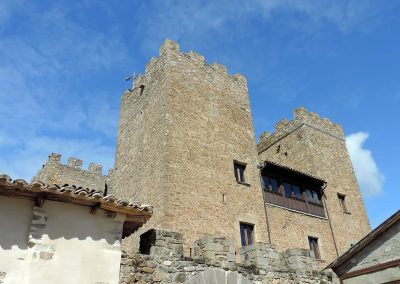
[113,40,269,252]
[258,108,371,259]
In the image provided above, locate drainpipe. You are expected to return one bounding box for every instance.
[258,162,272,244]
[321,182,340,257]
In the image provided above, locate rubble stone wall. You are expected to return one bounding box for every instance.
[334,220,400,276]
[119,229,337,284]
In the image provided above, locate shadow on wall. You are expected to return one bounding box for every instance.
[0,196,127,250]
[184,268,252,284]
[0,197,32,250]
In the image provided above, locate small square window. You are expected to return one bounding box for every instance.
[338,193,349,213]
[240,223,254,247]
[308,237,321,259]
[234,161,246,184]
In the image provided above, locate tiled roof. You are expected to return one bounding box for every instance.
[0,174,153,218]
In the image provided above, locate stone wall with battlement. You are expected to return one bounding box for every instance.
[257,107,370,260]
[258,107,344,153]
[32,153,108,193]
[119,229,337,283]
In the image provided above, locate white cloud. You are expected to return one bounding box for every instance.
[346,132,384,197]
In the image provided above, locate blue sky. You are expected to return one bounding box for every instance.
[0,0,399,228]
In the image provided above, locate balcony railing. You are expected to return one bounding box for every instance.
[264,190,325,218]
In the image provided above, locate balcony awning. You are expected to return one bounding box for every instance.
[260,160,326,189]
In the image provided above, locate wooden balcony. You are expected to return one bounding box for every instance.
[264,190,325,218]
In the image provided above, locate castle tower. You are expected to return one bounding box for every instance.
[258,108,370,261]
[113,40,269,252]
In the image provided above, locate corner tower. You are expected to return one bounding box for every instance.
[114,40,268,251]
[258,107,370,260]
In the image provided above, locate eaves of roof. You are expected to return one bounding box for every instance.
[261,160,326,186]
[326,209,400,273]
[0,174,153,221]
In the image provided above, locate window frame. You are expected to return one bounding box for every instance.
[308,236,321,259]
[240,222,254,247]
[233,160,249,186]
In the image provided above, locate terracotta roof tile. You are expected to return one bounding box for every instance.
[0,174,153,218]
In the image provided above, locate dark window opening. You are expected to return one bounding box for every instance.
[234,161,246,184]
[308,237,321,259]
[263,176,279,193]
[139,84,145,95]
[284,183,302,199]
[306,188,322,205]
[240,223,254,247]
[139,229,156,255]
[338,193,348,213]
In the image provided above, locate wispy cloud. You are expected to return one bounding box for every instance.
[0,3,124,180]
[0,0,24,29]
[0,136,115,180]
[136,0,384,51]
[346,132,384,197]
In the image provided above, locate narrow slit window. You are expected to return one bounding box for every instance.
[338,193,348,213]
[139,84,145,95]
[308,237,320,259]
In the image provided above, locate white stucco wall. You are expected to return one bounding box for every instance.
[0,197,126,284]
[0,196,33,283]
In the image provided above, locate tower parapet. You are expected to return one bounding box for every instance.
[128,39,248,95]
[32,153,107,192]
[258,107,344,153]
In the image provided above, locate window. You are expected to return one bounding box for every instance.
[308,237,320,259]
[234,161,246,184]
[261,174,325,217]
[338,193,348,213]
[284,183,302,199]
[240,223,254,247]
[139,84,145,95]
[306,188,322,205]
[263,176,279,193]
[260,162,326,217]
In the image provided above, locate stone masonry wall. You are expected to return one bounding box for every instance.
[258,108,370,262]
[113,41,171,253]
[264,205,337,264]
[119,229,337,284]
[114,39,269,253]
[33,153,107,193]
[334,220,400,277]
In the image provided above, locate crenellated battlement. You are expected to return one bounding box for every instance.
[45,153,104,174]
[258,107,345,152]
[32,153,107,192]
[129,39,247,93]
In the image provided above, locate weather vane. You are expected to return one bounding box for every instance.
[125,73,137,92]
